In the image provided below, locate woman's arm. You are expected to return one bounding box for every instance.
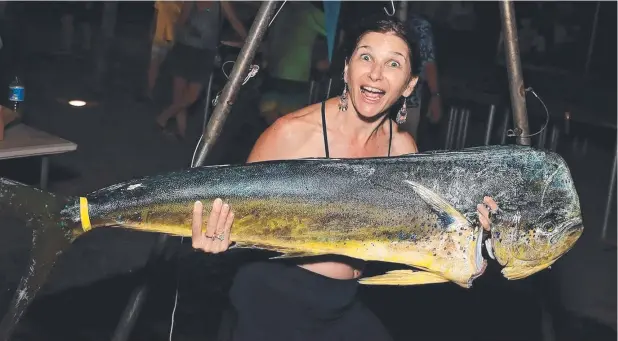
[221,1,248,40]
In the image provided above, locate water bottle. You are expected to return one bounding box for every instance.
[8,76,25,113]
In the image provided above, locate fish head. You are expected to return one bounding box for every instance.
[488,155,584,280]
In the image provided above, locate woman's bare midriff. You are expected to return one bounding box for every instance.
[299,261,359,280]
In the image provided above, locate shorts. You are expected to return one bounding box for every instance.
[166,43,216,85]
[151,41,172,61]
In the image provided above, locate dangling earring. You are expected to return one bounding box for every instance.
[396,98,407,124]
[338,83,348,112]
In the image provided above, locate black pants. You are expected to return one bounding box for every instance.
[216,261,393,341]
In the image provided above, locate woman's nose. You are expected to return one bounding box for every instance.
[368,64,383,81]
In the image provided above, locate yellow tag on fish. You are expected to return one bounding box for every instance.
[80,197,92,232]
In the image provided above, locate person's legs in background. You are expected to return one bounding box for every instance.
[147,42,171,99]
[156,76,203,139]
[155,44,212,140]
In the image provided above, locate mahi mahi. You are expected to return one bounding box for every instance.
[0,145,584,339]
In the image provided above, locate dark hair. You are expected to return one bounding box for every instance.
[344,15,420,77]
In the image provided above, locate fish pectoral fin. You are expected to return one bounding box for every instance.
[359,270,449,286]
[403,180,470,231]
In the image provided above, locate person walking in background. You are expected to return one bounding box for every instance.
[155,1,247,140]
[259,1,327,126]
[145,1,182,100]
[401,12,443,139]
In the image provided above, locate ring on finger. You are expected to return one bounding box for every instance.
[215,232,225,241]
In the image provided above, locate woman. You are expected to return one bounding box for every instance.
[155,1,247,140]
[191,17,497,340]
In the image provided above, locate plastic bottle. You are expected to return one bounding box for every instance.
[8,76,24,113]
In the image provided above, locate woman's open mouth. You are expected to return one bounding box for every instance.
[360,85,386,103]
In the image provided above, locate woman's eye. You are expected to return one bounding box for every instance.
[389,61,401,68]
[360,54,371,61]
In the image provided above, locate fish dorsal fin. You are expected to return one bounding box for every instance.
[403,180,470,232]
[359,269,449,286]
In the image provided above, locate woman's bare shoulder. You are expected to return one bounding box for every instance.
[246,103,323,163]
[390,125,419,156]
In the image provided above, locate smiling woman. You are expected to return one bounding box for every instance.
[188,15,495,341]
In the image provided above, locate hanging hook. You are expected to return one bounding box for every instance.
[384,0,395,16]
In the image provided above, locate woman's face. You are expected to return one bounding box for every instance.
[344,31,418,120]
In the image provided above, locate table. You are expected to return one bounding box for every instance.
[0,124,77,189]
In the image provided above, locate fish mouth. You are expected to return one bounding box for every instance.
[499,221,583,280]
[470,227,487,285]
[550,220,583,244]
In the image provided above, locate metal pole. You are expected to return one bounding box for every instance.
[201,72,215,133]
[500,108,510,145]
[601,142,617,241]
[193,1,278,167]
[455,108,466,149]
[549,126,560,152]
[445,107,457,149]
[110,234,168,341]
[397,1,408,22]
[499,0,531,146]
[460,109,470,149]
[537,121,548,149]
[484,105,496,145]
[584,2,601,76]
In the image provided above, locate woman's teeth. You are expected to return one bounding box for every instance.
[360,86,385,94]
[360,86,385,101]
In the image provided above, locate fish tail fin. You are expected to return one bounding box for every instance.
[0,177,77,340]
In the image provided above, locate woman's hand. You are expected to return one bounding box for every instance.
[477,196,498,231]
[191,199,234,253]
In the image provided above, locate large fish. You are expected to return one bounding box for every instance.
[0,145,583,339]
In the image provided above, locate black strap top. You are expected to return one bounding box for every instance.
[321,101,392,158]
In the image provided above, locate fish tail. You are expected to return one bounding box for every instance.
[0,177,76,340]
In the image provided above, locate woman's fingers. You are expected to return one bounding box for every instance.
[484,196,498,212]
[212,203,231,253]
[477,203,491,231]
[223,211,234,245]
[206,198,223,238]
